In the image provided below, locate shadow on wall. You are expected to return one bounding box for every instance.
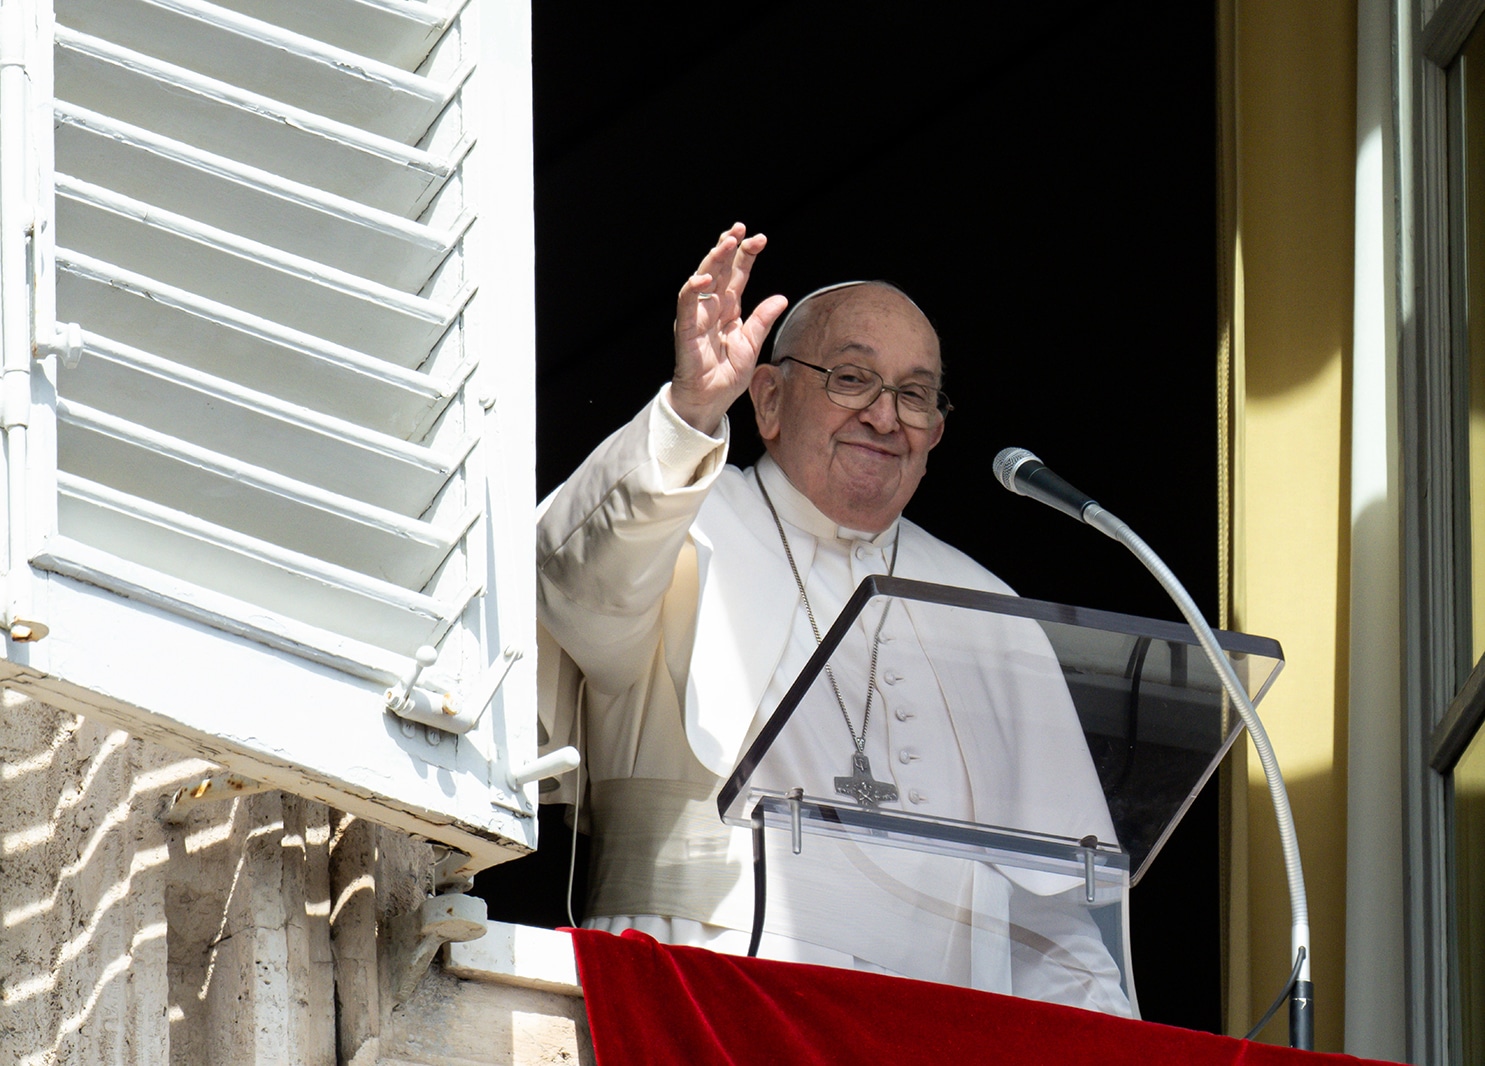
[0,694,201,1064]
[0,692,447,1064]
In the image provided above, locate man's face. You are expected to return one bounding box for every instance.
[749,286,945,533]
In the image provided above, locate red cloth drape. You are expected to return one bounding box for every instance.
[570,928,1399,1066]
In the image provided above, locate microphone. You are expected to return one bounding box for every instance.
[992,447,1101,524]
[994,446,1313,1027]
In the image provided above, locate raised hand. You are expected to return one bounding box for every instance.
[670,223,788,435]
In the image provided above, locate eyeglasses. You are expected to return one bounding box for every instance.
[779,357,953,429]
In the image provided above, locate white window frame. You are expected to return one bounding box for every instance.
[0,0,540,876]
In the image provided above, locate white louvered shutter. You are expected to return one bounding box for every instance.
[0,0,538,871]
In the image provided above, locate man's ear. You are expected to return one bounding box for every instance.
[925,418,945,452]
[749,363,783,442]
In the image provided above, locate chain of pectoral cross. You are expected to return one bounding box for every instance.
[755,470,901,808]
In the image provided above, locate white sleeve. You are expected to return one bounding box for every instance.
[536,385,727,693]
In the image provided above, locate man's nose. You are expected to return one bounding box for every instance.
[859,388,901,432]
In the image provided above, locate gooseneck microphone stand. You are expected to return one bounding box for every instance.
[994,448,1313,1051]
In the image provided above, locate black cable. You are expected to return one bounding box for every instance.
[747,804,767,957]
[1111,636,1151,790]
[1244,945,1307,1041]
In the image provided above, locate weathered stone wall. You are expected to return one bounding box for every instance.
[0,691,588,1065]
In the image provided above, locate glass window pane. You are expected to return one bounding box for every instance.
[1466,25,1485,668]
[1456,25,1485,1065]
[1456,725,1485,1065]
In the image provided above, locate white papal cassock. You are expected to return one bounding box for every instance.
[537,386,1131,1015]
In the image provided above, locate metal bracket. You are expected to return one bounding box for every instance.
[163,771,270,824]
[787,786,804,855]
[388,892,487,1005]
[36,321,83,368]
[487,791,534,819]
[5,617,47,642]
[385,645,525,736]
[456,645,524,732]
[507,746,580,792]
[386,645,439,713]
[431,846,475,894]
[487,746,581,820]
[1078,835,1100,904]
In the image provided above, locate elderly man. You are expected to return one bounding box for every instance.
[537,224,1129,1014]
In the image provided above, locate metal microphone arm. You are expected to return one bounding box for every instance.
[1080,501,1313,1050]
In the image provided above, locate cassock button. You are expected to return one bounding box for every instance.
[854,545,872,561]
[899,749,920,764]
[884,671,900,685]
[894,707,916,722]
[908,789,927,805]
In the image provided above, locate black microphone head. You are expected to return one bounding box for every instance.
[992,447,1040,493]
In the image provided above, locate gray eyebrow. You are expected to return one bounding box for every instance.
[826,344,942,382]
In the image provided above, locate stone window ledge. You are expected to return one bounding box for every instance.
[444,921,581,997]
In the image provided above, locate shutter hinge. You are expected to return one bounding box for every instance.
[385,644,524,735]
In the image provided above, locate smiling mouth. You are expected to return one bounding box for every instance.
[838,440,902,458]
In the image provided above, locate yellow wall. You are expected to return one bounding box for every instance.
[1227,1,1356,1050]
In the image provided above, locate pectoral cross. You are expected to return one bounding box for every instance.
[835,752,899,808]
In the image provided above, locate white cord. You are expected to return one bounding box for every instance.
[565,677,586,930]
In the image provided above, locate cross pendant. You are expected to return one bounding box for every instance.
[835,752,899,808]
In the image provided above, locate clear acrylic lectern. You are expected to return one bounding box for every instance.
[717,576,1284,1011]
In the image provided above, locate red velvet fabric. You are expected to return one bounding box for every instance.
[570,928,1400,1066]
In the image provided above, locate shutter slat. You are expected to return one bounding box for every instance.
[56,474,474,652]
[205,0,457,72]
[56,106,471,292]
[57,256,464,438]
[60,335,466,512]
[57,179,470,361]
[58,400,472,592]
[56,0,469,145]
[56,27,467,217]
